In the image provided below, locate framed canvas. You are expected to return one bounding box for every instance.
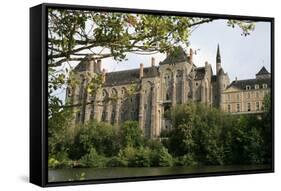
[30,3,274,187]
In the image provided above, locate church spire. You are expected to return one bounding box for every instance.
[216,44,222,74]
[216,44,221,64]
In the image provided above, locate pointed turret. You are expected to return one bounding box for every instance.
[216,44,221,63]
[216,44,222,74]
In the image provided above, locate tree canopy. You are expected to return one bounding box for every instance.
[48,9,255,68]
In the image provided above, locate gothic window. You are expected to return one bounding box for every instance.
[111,111,115,124]
[256,102,260,111]
[164,70,172,101]
[237,104,240,112]
[102,111,107,121]
[247,103,251,111]
[176,70,183,104]
[79,80,85,100]
[90,110,94,120]
[166,93,170,100]
[247,92,250,99]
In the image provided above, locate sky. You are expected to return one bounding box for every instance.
[99,19,271,81]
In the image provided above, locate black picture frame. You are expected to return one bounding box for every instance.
[30,3,275,187]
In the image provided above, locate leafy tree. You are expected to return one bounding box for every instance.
[119,121,144,147]
[48,107,72,159]
[157,147,174,167]
[133,147,152,167]
[167,101,271,166]
[261,93,272,164]
[69,121,120,160]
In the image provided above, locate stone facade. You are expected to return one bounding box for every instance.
[221,67,271,114]
[66,45,269,138]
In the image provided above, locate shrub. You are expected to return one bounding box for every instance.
[133,147,151,167]
[106,156,127,167]
[48,158,60,169]
[48,151,72,169]
[180,154,197,166]
[158,147,174,167]
[118,146,137,166]
[79,148,107,168]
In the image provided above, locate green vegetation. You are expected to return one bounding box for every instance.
[165,99,272,166]
[48,96,271,169]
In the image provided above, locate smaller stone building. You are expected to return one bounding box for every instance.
[221,66,271,114]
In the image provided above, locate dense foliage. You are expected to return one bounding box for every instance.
[48,96,271,169]
[165,100,272,166]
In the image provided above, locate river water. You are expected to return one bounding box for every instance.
[48,164,270,182]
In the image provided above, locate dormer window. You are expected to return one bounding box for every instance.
[255,84,259,89]
[246,85,251,90]
[262,84,268,89]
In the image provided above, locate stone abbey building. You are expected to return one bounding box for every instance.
[66,45,271,138]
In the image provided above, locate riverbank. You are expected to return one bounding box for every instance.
[48,164,271,182]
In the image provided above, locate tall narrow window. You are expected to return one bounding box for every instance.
[256,102,260,111]
[247,103,251,111]
[227,104,231,112]
[237,104,240,112]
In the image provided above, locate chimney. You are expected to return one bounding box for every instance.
[96,59,102,73]
[205,61,208,67]
[102,69,106,83]
[151,57,155,67]
[235,77,238,82]
[189,48,193,63]
[139,63,144,79]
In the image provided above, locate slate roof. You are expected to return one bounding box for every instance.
[74,57,90,72]
[160,46,189,65]
[194,67,205,80]
[104,69,139,86]
[104,66,159,86]
[256,66,270,76]
[227,78,271,90]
